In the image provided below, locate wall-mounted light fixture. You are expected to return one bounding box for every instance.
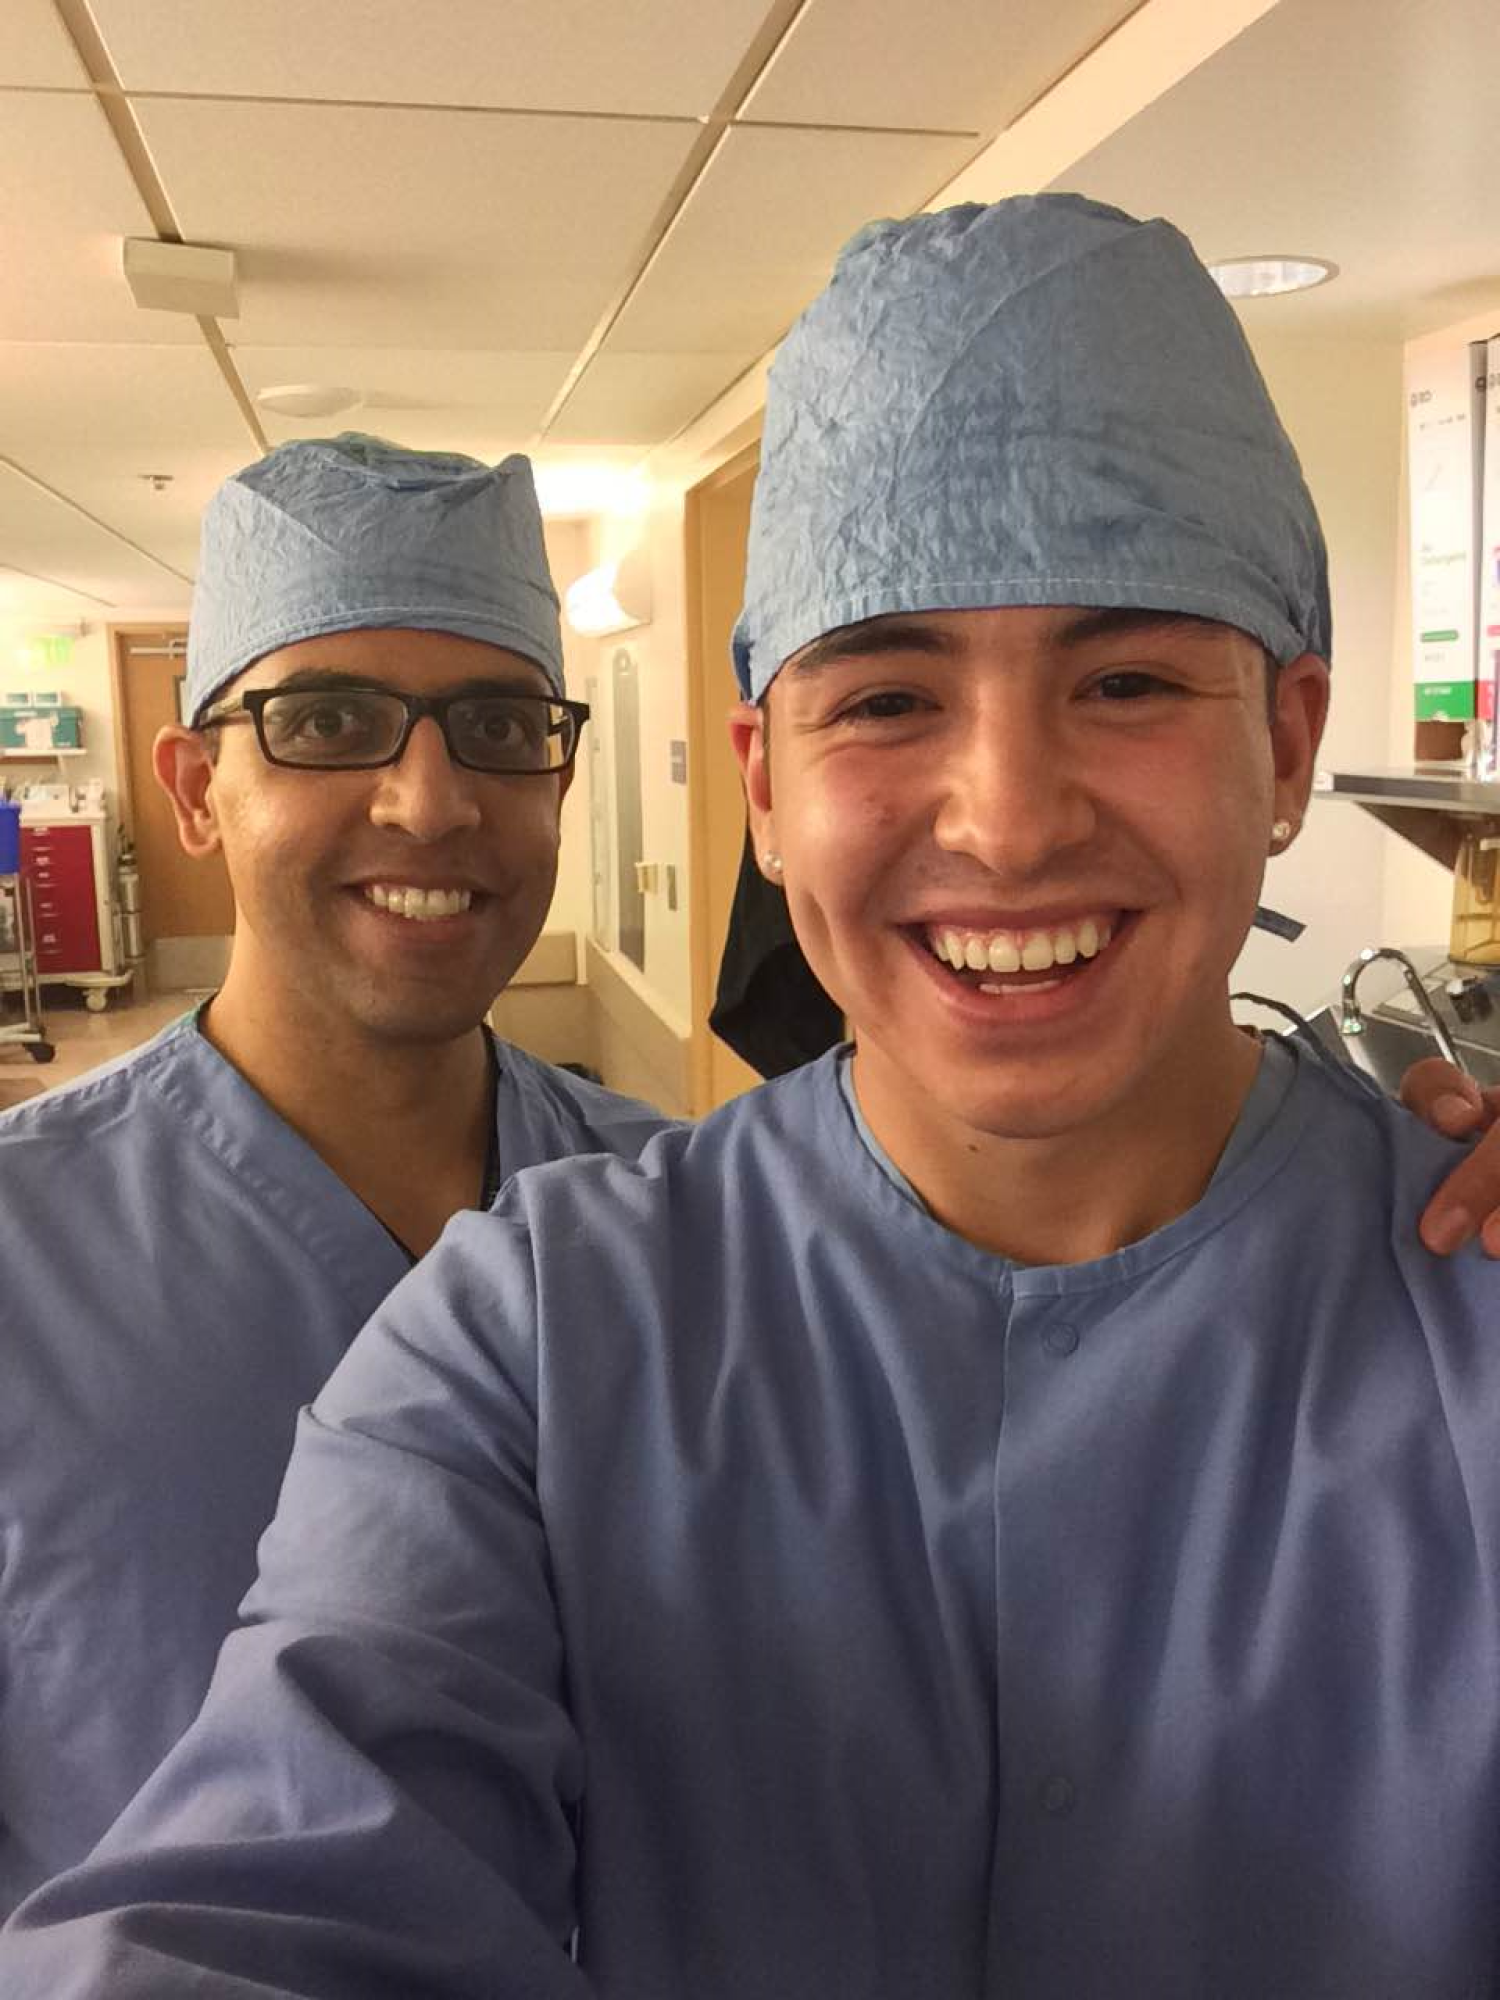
[564,548,653,637]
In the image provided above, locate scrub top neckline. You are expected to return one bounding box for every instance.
[186,1007,506,1265]
[813,1031,1323,1299]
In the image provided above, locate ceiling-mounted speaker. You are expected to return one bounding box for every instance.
[122,239,240,319]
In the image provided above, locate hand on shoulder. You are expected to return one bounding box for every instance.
[1401,1057,1500,1257]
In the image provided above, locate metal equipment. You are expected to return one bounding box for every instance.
[0,867,55,1064]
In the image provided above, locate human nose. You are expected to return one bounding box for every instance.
[368,715,483,839]
[930,710,1096,876]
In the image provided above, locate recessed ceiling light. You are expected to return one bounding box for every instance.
[1208,256,1337,300]
[254,383,364,419]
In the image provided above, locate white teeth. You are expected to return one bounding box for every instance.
[365,884,473,922]
[928,915,1118,974]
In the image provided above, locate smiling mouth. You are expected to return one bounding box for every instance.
[920,912,1126,992]
[362,882,476,923]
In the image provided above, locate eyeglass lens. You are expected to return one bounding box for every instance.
[258,689,577,773]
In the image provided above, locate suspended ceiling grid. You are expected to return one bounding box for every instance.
[0,0,1141,614]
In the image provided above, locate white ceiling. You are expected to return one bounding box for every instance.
[1059,0,1500,341]
[1,0,1496,620]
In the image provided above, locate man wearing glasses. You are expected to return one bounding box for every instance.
[0,434,668,1916]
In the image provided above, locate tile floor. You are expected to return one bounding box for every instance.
[0,984,198,1111]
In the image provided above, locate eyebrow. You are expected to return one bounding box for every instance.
[784,618,962,679]
[783,606,1227,681]
[1047,608,1229,649]
[261,669,551,699]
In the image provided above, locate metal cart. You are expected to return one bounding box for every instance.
[0,869,55,1064]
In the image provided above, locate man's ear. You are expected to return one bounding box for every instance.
[152,725,223,860]
[727,700,778,878]
[1270,653,1331,832]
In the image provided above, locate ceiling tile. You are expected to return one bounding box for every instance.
[742,0,1140,134]
[0,344,250,452]
[0,94,199,342]
[8,443,245,580]
[134,99,701,348]
[547,351,760,444]
[0,566,117,618]
[0,461,200,609]
[232,346,576,451]
[608,123,977,354]
[94,0,772,116]
[0,0,90,88]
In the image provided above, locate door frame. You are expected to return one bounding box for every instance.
[108,620,187,845]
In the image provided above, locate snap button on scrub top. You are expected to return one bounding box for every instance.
[1042,1321,1080,1357]
[1038,1774,1078,1818]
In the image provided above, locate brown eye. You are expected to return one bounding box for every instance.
[1091,672,1173,701]
[838,691,925,723]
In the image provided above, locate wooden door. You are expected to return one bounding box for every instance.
[111,627,235,968]
[686,446,765,1115]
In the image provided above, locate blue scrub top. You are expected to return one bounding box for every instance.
[0,1011,670,1915]
[3,1039,1499,1997]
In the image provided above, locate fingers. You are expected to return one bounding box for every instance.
[1400,1057,1487,1135]
[1419,1121,1500,1257]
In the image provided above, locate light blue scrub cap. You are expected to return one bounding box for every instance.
[732,194,1331,699]
[186,433,562,718]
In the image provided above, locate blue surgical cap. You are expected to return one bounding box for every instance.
[732,194,1331,699]
[186,433,563,718]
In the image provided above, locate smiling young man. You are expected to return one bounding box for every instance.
[750,602,1326,1264]
[6,202,1500,1999]
[0,436,668,1917]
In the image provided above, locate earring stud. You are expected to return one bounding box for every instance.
[762,852,783,876]
[1270,818,1293,847]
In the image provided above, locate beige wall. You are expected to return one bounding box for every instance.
[1228,332,1404,1015]
[544,517,602,948]
[575,488,696,1027]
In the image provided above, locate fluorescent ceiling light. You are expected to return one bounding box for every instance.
[564,551,653,637]
[533,462,650,520]
[1208,256,1337,299]
[255,383,365,419]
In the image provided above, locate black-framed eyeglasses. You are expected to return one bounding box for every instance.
[198,684,590,776]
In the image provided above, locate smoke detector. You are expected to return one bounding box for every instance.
[255,383,364,419]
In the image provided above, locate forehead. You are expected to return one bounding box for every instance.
[232,627,551,697]
[779,605,1253,686]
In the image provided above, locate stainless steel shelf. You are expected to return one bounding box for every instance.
[1318,767,1500,811]
[1316,767,1500,868]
